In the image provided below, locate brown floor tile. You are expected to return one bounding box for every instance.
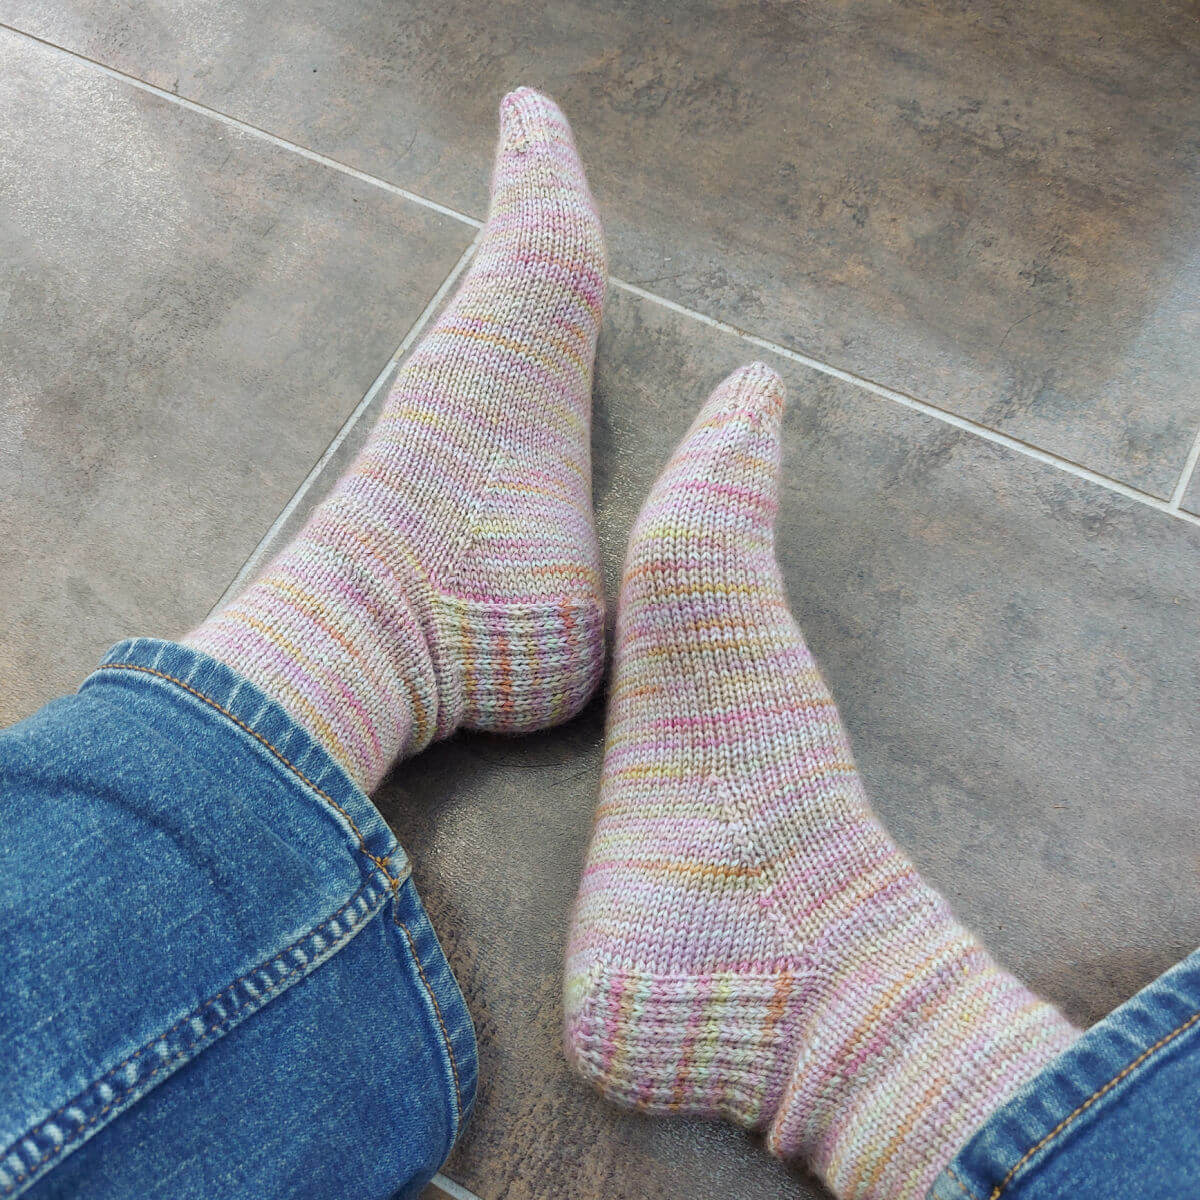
[7,2,1200,493]
[0,29,472,725]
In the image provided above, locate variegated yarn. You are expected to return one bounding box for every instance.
[564,363,1079,1200]
[187,89,606,791]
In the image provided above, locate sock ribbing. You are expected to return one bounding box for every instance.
[564,363,1078,1199]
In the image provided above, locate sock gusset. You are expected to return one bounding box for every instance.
[424,440,606,737]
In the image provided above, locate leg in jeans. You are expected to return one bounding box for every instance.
[1,89,606,1200]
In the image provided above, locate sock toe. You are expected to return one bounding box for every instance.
[675,361,784,478]
[499,87,583,164]
[697,361,785,428]
[635,362,786,552]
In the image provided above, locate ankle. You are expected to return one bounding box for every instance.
[767,895,1078,1199]
[430,588,604,736]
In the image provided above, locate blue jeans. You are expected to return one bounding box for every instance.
[928,951,1200,1198]
[0,638,477,1199]
[2,640,1196,1198]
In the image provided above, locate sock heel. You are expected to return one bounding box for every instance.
[431,591,604,734]
[564,956,809,1128]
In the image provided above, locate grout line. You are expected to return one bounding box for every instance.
[612,278,1200,528]
[206,234,480,614]
[1167,424,1200,511]
[430,1173,487,1200]
[7,21,1199,532]
[0,22,483,230]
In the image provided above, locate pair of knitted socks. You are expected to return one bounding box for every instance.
[186,90,1077,1200]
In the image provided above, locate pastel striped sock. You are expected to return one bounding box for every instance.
[186,89,606,792]
[564,363,1079,1200]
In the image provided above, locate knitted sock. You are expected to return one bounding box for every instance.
[186,89,606,792]
[564,363,1079,1200]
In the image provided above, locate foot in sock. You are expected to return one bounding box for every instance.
[564,363,1078,1200]
[187,89,606,792]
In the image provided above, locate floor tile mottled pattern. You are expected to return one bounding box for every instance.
[0,28,471,724]
[7,0,1200,495]
[3,7,1198,1200]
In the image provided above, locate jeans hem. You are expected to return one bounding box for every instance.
[0,873,394,1197]
[928,947,1200,1200]
[1,638,478,1196]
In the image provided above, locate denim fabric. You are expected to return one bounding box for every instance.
[0,638,477,1200]
[929,948,1200,1200]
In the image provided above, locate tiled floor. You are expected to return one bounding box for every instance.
[2,6,1198,1199]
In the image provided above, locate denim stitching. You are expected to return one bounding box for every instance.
[92,663,405,886]
[393,912,464,1128]
[946,1163,980,1200]
[990,1005,1200,1199]
[1,875,390,1194]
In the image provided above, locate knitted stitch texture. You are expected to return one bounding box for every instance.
[564,363,1079,1200]
[186,89,606,792]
